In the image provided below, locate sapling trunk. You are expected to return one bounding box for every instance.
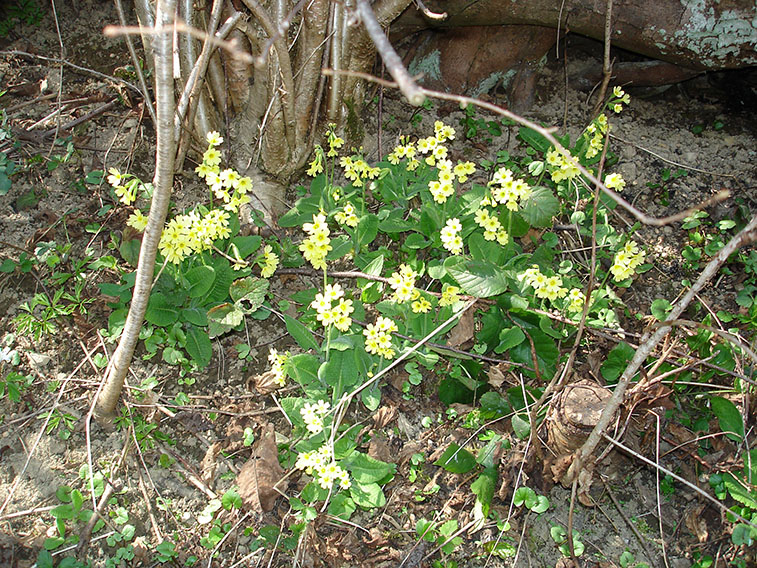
[94,0,177,421]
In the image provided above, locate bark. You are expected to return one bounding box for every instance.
[394,0,757,70]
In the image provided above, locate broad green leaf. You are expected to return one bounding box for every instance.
[445,257,508,298]
[230,235,262,258]
[650,298,672,321]
[404,233,431,249]
[511,413,531,439]
[119,239,141,267]
[185,265,215,298]
[360,254,384,277]
[284,354,321,391]
[479,392,511,420]
[318,350,358,393]
[356,214,379,248]
[349,482,386,509]
[601,342,635,383]
[471,467,497,517]
[468,232,506,265]
[434,443,477,474]
[514,486,536,508]
[531,495,550,513]
[495,327,526,353]
[185,326,212,368]
[343,452,395,484]
[711,396,744,442]
[284,314,320,352]
[205,259,234,304]
[230,277,268,310]
[519,186,559,228]
[180,307,208,326]
[509,326,558,378]
[518,127,553,154]
[326,235,353,260]
[207,303,244,338]
[145,293,179,327]
[732,524,756,546]
[327,494,356,521]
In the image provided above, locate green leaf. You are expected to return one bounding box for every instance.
[284,314,320,352]
[732,524,756,546]
[404,233,431,249]
[509,326,558,378]
[180,307,208,326]
[445,257,508,298]
[650,298,672,321]
[185,326,212,368]
[119,239,141,267]
[36,550,54,568]
[711,397,744,442]
[494,327,526,353]
[326,235,353,260]
[434,443,477,474]
[185,266,216,298]
[222,489,243,510]
[479,392,511,419]
[230,277,269,310]
[205,258,234,304]
[468,232,506,264]
[207,303,244,338]
[318,350,358,391]
[600,341,635,383]
[531,495,550,513]
[327,493,356,521]
[145,293,179,327]
[519,186,559,228]
[230,235,262,258]
[349,482,386,509]
[471,467,497,517]
[511,414,531,439]
[518,127,553,154]
[343,452,396,484]
[514,486,536,508]
[356,214,379,248]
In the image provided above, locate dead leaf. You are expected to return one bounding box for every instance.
[237,423,284,512]
[446,308,475,348]
[247,369,281,395]
[200,442,222,485]
[684,505,708,542]
[373,405,397,430]
[487,364,506,388]
[368,435,393,463]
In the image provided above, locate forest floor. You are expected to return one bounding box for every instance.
[1,1,756,568]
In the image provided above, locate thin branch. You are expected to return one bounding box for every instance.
[103,21,253,65]
[355,0,426,107]
[413,0,447,20]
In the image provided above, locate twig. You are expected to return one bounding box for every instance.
[565,212,757,484]
[355,0,426,106]
[103,21,253,64]
[591,0,614,117]
[413,0,447,20]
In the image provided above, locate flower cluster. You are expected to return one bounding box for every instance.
[295,445,351,491]
[310,283,354,332]
[473,208,509,245]
[363,315,398,359]
[386,137,420,171]
[584,113,610,159]
[107,168,144,206]
[440,218,463,255]
[268,347,289,387]
[521,265,569,302]
[340,155,381,188]
[604,173,626,192]
[566,288,586,313]
[545,148,581,184]
[157,209,231,264]
[300,399,330,435]
[259,245,279,278]
[307,125,346,177]
[610,240,645,281]
[439,284,461,307]
[195,132,252,213]
[488,167,532,212]
[411,291,432,314]
[610,86,631,114]
[299,213,332,270]
[388,264,417,303]
[334,202,359,228]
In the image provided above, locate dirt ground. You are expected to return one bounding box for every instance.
[1,1,756,567]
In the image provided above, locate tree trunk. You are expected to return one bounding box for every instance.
[393,0,757,71]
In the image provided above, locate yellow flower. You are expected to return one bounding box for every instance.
[206,131,223,146]
[127,210,148,231]
[107,167,123,187]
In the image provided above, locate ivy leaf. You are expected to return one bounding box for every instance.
[711,396,744,442]
[434,443,477,474]
[600,341,635,384]
[519,186,559,228]
[445,257,508,298]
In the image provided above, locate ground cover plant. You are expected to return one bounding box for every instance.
[1,3,757,567]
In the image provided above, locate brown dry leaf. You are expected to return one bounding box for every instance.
[200,442,222,485]
[373,405,398,429]
[237,423,284,512]
[487,364,506,388]
[684,504,709,542]
[446,308,475,348]
[368,434,393,463]
[247,369,281,395]
[550,454,573,483]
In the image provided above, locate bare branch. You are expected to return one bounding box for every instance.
[414,0,447,20]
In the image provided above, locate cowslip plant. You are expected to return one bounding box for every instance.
[258,93,647,532]
[103,131,280,370]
